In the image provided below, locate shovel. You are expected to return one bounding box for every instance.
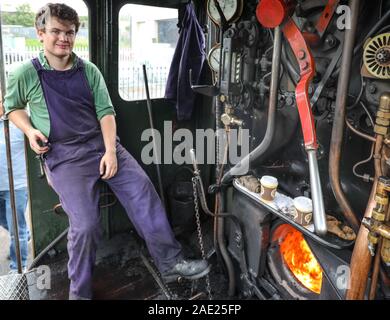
[0,5,29,300]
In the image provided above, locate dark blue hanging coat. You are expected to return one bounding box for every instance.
[165,3,206,121]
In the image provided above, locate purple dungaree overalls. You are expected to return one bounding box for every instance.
[32,58,182,299]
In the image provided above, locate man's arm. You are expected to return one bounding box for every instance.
[99,114,118,180]
[8,110,49,155]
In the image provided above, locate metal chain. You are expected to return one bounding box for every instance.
[192,176,213,300]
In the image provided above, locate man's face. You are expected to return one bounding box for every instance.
[37,17,76,58]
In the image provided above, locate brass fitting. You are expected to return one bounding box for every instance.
[221,106,243,128]
[365,104,390,263]
[372,209,386,222]
[367,231,379,245]
[376,118,390,127]
[374,93,390,135]
[376,111,390,120]
[363,218,390,239]
[364,177,390,255]
[379,93,390,112]
[374,125,388,135]
[363,214,390,261]
[377,177,390,193]
[231,117,243,127]
[376,223,390,239]
[374,194,389,206]
[382,239,390,266]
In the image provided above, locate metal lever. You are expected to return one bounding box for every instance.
[35,155,45,179]
[189,69,219,97]
[307,149,327,235]
[257,0,327,235]
[238,125,243,147]
[190,149,200,174]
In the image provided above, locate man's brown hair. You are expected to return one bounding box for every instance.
[35,3,80,33]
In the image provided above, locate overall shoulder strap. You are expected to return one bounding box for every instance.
[31,57,44,72]
[76,57,85,70]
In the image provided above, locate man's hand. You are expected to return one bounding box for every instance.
[26,128,49,154]
[100,150,118,180]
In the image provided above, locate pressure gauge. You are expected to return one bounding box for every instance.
[208,43,221,73]
[207,0,243,26]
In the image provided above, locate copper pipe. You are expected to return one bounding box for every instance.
[346,180,376,300]
[369,183,390,300]
[375,135,384,177]
[329,0,360,232]
[345,119,376,143]
[347,134,384,300]
[369,237,383,300]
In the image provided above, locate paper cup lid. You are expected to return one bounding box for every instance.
[260,176,278,188]
[293,197,313,213]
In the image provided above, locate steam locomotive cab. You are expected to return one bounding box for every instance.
[1,0,389,300]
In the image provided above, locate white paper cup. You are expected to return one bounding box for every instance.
[293,196,313,226]
[260,176,278,202]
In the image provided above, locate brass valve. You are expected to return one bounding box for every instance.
[221,115,243,128]
[363,217,390,265]
[374,93,390,135]
[364,176,390,264]
[221,105,244,146]
[362,218,390,239]
[221,105,243,128]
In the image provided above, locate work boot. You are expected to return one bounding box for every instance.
[162,259,211,283]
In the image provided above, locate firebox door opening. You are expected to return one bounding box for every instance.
[267,223,324,300]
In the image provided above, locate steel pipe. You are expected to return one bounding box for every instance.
[222,26,282,184]
[345,119,376,143]
[329,0,361,232]
[190,149,236,296]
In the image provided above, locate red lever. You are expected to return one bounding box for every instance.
[256,0,328,235]
[302,0,340,45]
[316,0,340,37]
[256,0,295,28]
[256,0,317,149]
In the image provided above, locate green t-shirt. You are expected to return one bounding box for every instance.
[4,51,116,138]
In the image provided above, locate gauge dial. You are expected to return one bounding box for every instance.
[207,0,243,26]
[208,44,221,73]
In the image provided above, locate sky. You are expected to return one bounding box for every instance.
[0,0,88,16]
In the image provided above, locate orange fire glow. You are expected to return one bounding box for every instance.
[280,229,323,294]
